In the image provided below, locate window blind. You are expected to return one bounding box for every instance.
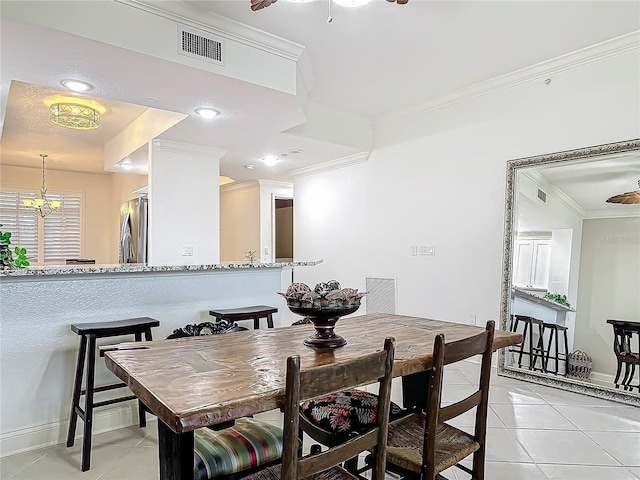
[0,189,82,264]
[0,191,39,259]
[44,193,81,262]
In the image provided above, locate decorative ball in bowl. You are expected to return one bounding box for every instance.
[278,281,365,348]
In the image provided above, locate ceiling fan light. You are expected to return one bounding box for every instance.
[261,155,280,167]
[332,0,372,7]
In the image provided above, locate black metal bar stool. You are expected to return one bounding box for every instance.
[209,305,277,329]
[510,315,546,371]
[541,322,569,375]
[66,317,159,471]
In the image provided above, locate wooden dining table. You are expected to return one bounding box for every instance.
[104,313,522,480]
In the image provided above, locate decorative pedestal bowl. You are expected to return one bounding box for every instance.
[287,304,360,348]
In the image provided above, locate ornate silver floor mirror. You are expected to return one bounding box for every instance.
[498,138,640,406]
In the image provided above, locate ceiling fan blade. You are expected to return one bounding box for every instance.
[606,190,640,205]
[250,0,278,11]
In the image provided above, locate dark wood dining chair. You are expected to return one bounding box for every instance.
[297,383,407,475]
[385,320,495,480]
[241,337,396,480]
[608,319,640,391]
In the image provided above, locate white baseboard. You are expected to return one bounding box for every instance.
[1,402,142,458]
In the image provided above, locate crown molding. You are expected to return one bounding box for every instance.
[117,0,305,62]
[584,208,640,220]
[152,139,227,158]
[288,152,369,179]
[220,180,260,193]
[257,179,293,189]
[382,31,640,122]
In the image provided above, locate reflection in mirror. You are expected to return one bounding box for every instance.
[498,139,640,406]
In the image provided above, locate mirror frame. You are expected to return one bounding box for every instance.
[497,138,640,406]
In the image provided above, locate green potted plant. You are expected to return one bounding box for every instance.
[0,224,30,269]
[543,291,571,308]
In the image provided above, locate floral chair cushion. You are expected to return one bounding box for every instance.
[299,388,404,434]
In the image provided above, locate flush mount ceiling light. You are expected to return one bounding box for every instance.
[50,103,100,130]
[606,180,640,205]
[61,79,93,92]
[261,155,280,167]
[195,108,220,119]
[244,164,255,170]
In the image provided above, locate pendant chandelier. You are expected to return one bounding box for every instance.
[606,180,640,205]
[50,102,100,130]
[22,154,62,217]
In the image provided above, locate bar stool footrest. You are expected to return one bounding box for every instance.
[80,382,127,396]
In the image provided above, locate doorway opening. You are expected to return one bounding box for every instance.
[274,198,293,262]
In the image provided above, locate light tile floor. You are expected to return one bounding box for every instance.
[1,361,639,480]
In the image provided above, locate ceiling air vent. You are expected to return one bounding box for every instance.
[537,188,547,203]
[178,26,224,66]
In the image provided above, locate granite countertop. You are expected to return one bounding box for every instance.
[511,287,575,312]
[0,260,322,277]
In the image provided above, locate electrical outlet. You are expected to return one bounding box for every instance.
[411,246,417,256]
[419,245,435,255]
[181,245,193,256]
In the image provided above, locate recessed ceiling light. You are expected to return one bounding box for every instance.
[195,108,220,119]
[289,149,303,154]
[61,79,93,92]
[261,155,281,167]
[244,164,255,170]
[120,160,134,171]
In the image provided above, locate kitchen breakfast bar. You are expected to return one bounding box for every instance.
[0,261,318,457]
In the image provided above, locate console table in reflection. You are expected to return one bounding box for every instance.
[607,319,640,392]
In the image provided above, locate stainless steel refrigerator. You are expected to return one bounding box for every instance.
[119,197,148,264]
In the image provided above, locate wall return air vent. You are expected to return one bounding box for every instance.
[178,26,225,65]
[537,188,547,203]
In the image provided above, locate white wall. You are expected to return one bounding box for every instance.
[294,47,640,328]
[149,140,224,265]
[220,182,261,262]
[575,217,640,377]
[219,180,293,263]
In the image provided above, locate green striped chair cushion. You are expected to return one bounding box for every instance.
[194,418,284,479]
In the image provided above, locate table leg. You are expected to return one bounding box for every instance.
[158,420,193,480]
